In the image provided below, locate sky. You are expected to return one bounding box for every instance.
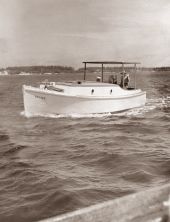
[0,0,170,68]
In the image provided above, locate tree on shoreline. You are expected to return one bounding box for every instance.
[4,66,75,75]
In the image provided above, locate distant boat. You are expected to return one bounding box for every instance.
[19,72,31,76]
[22,61,146,116]
[0,71,8,76]
[43,72,52,75]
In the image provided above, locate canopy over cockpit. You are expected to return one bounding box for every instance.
[82,61,140,89]
[83,61,140,65]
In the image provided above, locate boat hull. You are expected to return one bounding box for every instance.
[23,85,146,116]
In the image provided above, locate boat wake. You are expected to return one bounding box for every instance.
[115,96,170,117]
[20,111,113,119]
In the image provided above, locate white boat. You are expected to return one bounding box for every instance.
[19,72,31,76]
[0,70,9,76]
[22,61,146,116]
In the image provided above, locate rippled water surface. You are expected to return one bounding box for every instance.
[0,72,170,221]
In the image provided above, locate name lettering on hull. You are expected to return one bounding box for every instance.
[35,95,46,100]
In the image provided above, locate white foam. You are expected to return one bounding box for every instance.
[20,111,112,119]
[148,96,170,108]
[19,106,154,119]
[113,107,148,117]
[113,96,170,117]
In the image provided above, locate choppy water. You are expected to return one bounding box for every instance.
[0,71,170,222]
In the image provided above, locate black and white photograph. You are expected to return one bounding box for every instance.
[0,0,170,221]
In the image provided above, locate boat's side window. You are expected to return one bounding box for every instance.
[91,89,94,94]
[110,89,112,94]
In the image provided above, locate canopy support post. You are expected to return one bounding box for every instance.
[134,64,137,89]
[84,62,86,81]
[102,63,104,82]
[122,63,125,72]
[122,63,125,88]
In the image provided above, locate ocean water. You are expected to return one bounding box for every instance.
[0,71,170,222]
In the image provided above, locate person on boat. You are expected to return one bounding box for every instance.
[120,72,130,88]
[108,74,117,84]
[124,73,130,88]
[42,79,49,89]
[96,76,101,82]
[120,72,124,87]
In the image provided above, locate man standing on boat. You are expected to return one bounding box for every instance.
[120,72,130,88]
[124,73,130,88]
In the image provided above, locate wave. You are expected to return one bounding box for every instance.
[4,145,28,156]
[122,169,154,183]
[0,133,10,141]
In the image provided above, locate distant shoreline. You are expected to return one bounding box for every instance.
[0,65,170,75]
